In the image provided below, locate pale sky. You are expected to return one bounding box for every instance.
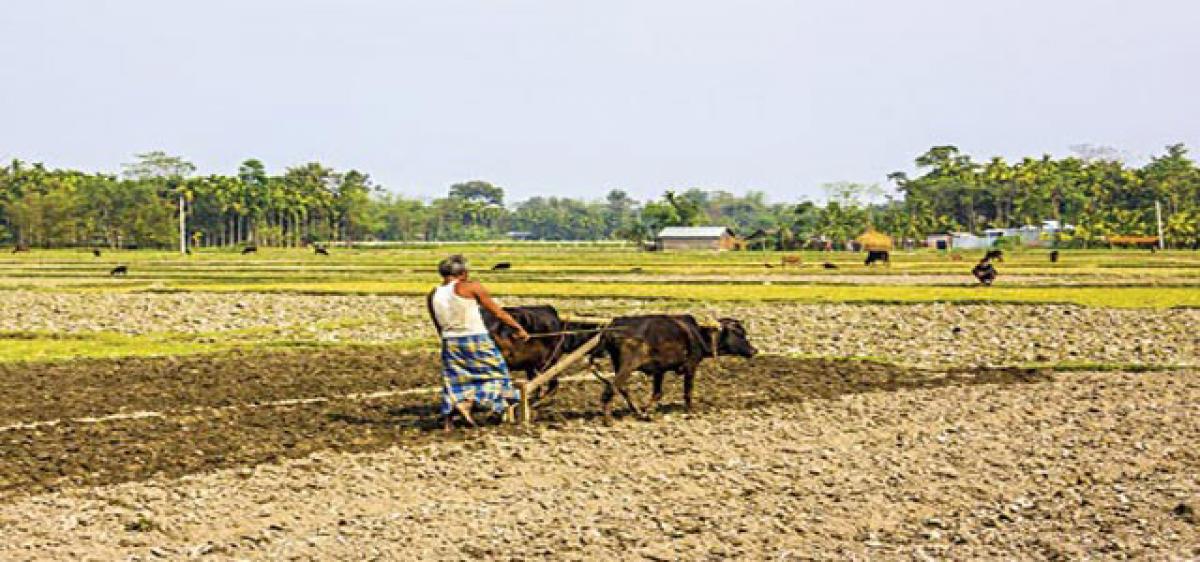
[2,0,1197,203]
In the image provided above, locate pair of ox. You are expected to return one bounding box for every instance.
[482,306,757,421]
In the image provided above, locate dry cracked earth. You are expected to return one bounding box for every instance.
[0,292,1198,559]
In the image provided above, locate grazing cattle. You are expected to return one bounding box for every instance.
[864,250,890,266]
[1049,250,1059,263]
[110,265,128,277]
[241,246,258,255]
[949,253,964,262]
[972,259,997,286]
[984,249,1003,262]
[314,246,329,256]
[481,305,603,404]
[822,262,838,269]
[763,263,774,269]
[596,315,756,421]
[92,249,102,257]
[491,262,512,271]
[781,255,802,267]
[12,245,29,254]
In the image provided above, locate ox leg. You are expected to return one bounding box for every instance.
[603,366,643,423]
[682,367,696,413]
[643,372,665,418]
[536,378,561,406]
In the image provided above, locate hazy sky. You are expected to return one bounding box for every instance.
[2,1,1197,202]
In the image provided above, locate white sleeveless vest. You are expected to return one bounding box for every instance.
[431,280,488,338]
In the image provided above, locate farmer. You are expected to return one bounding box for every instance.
[427,255,529,431]
[972,256,998,286]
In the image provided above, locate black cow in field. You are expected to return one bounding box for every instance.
[864,250,890,266]
[1049,250,1059,263]
[12,245,29,254]
[110,265,128,277]
[822,262,838,269]
[984,249,1003,262]
[92,249,102,257]
[481,305,604,404]
[491,262,512,271]
[595,315,756,421]
[241,246,258,255]
[314,245,329,256]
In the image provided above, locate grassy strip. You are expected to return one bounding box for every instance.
[0,332,234,363]
[148,281,1200,308]
[0,325,439,364]
[4,335,1193,377]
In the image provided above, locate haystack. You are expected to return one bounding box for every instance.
[856,228,893,251]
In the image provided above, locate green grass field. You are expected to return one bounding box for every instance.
[2,245,1197,307]
[2,245,1196,364]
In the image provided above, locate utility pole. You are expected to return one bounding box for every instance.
[179,192,187,254]
[1155,200,1165,250]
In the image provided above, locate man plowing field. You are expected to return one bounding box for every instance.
[428,255,760,427]
[427,255,528,431]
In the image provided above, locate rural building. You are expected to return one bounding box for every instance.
[951,232,988,249]
[932,221,1075,250]
[656,226,738,251]
[926,234,952,250]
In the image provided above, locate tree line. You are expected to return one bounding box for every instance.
[1,144,1197,250]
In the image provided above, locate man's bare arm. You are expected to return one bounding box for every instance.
[426,289,442,335]
[459,281,528,337]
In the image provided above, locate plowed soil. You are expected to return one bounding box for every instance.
[1,348,1197,559]
[3,348,1045,496]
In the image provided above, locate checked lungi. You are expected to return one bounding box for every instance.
[440,333,520,416]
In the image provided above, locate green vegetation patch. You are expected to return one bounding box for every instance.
[153,281,1199,308]
[0,331,232,363]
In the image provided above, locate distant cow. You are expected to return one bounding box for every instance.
[822,262,838,270]
[595,315,757,421]
[92,249,102,257]
[972,259,997,286]
[480,305,604,405]
[110,265,128,277]
[1049,250,1059,263]
[314,246,329,256]
[241,246,258,255]
[985,249,1003,262]
[491,262,512,271]
[12,245,29,254]
[949,253,964,262]
[864,250,890,266]
[781,255,802,267]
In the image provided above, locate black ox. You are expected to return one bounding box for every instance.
[482,305,603,404]
[596,315,756,421]
[864,250,890,266]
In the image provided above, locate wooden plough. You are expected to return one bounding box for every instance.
[509,313,722,425]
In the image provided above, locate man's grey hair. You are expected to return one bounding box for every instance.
[438,255,469,277]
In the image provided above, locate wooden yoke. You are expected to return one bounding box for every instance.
[514,332,604,424]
